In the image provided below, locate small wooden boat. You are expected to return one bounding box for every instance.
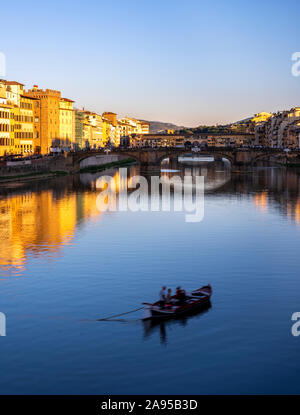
[142,285,212,320]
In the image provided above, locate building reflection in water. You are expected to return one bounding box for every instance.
[248,167,300,225]
[0,173,114,276]
[253,192,268,213]
[0,160,300,276]
[166,157,300,225]
[0,167,141,276]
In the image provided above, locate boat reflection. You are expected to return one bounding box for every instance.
[142,301,212,345]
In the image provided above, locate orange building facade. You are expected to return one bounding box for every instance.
[25,86,61,154]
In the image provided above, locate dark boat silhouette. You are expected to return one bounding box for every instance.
[142,285,212,320]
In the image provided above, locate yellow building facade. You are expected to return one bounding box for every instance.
[117,117,150,143]
[102,117,115,146]
[14,95,35,155]
[59,98,75,149]
[91,113,104,148]
[1,79,151,155]
[79,111,105,149]
[0,104,13,156]
[0,80,35,156]
[0,81,13,156]
[251,112,273,124]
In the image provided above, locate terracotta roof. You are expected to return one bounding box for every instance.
[1,80,24,86]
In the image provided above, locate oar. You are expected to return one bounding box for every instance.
[97,306,144,321]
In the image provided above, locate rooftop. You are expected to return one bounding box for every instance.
[61,97,74,103]
[0,80,24,86]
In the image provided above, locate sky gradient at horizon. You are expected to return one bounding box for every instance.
[1,0,300,127]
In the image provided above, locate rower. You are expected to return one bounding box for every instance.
[175,286,186,304]
[179,289,187,304]
[175,286,181,299]
[166,288,172,304]
[159,286,166,308]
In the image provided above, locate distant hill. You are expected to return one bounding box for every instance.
[142,116,253,134]
[141,120,187,133]
[231,117,252,125]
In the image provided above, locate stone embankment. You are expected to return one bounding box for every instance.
[0,154,132,183]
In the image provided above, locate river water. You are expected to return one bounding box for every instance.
[0,158,300,394]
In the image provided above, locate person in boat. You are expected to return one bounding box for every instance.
[179,289,187,304]
[166,288,172,304]
[175,286,181,299]
[175,286,186,304]
[159,286,167,308]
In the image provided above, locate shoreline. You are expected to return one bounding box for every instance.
[78,158,136,173]
[0,158,137,186]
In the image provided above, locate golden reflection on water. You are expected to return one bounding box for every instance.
[0,186,102,276]
[0,168,141,276]
[1,162,300,276]
[287,200,300,225]
[253,188,300,225]
[253,192,268,213]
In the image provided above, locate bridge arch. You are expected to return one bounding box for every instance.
[72,149,236,169]
[156,150,235,166]
[70,150,142,171]
[250,152,286,165]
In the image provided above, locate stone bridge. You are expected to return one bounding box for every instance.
[65,148,300,172]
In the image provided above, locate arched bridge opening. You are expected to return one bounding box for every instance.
[160,151,234,167]
[250,152,287,166]
[68,150,142,172]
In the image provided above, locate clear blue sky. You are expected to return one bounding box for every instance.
[1,0,300,126]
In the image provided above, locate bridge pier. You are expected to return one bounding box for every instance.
[214,154,223,162]
[139,163,162,174]
[233,151,252,166]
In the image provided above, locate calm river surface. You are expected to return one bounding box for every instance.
[0,158,300,394]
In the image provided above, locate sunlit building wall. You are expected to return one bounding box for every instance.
[59,98,75,149]
[32,97,41,153]
[117,117,150,147]
[0,81,14,156]
[251,112,273,125]
[102,117,116,146]
[101,112,118,146]
[141,121,150,134]
[92,113,104,148]
[25,86,61,154]
[256,108,300,148]
[17,95,35,154]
